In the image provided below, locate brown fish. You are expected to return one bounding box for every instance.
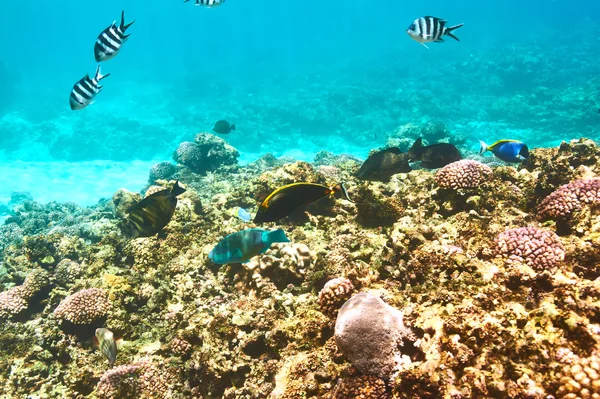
[356,138,423,181]
[126,180,186,238]
[414,143,462,169]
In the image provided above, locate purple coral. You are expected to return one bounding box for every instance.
[494,227,565,271]
[538,179,600,221]
[435,160,493,189]
[53,288,111,324]
[0,269,50,319]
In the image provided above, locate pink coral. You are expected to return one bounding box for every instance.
[96,360,172,399]
[434,160,493,189]
[318,277,355,316]
[538,179,600,220]
[494,227,565,271]
[0,269,50,319]
[53,288,111,324]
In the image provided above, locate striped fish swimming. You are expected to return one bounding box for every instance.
[184,0,225,7]
[406,16,464,49]
[69,65,110,110]
[94,10,135,62]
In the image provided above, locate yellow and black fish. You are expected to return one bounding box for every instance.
[253,182,353,224]
[127,181,186,238]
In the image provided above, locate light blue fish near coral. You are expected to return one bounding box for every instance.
[209,228,290,265]
[234,207,252,222]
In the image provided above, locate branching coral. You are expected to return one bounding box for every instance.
[53,288,111,325]
[0,268,50,319]
[538,179,600,221]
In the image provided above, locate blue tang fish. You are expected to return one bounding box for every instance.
[234,207,252,222]
[479,140,529,163]
[209,228,290,265]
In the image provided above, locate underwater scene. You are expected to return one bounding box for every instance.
[1,0,600,397]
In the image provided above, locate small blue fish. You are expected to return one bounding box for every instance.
[209,228,290,265]
[479,140,529,163]
[234,207,252,222]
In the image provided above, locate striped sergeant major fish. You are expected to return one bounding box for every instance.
[406,16,464,49]
[69,66,110,111]
[94,10,135,62]
[184,0,225,7]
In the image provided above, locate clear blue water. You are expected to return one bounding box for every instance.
[0,0,599,204]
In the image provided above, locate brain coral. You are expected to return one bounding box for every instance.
[0,268,50,319]
[334,292,414,379]
[494,227,565,271]
[318,277,355,317]
[435,160,493,189]
[53,288,111,324]
[556,352,600,399]
[538,178,600,221]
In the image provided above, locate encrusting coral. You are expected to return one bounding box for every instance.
[3,137,600,398]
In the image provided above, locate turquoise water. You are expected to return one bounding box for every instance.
[0,0,599,204]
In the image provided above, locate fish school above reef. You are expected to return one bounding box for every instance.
[2,133,600,399]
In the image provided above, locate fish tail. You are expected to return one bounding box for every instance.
[478,140,488,155]
[95,65,110,81]
[231,124,236,131]
[266,229,290,244]
[121,10,135,31]
[445,23,464,41]
[170,180,186,197]
[332,183,354,203]
[407,137,424,160]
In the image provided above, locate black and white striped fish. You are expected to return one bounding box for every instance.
[406,16,464,49]
[94,10,135,62]
[184,0,225,7]
[69,66,110,110]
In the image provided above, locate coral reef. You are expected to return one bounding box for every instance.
[173,133,239,175]
[2,138,600,398]
[538,179,600,222]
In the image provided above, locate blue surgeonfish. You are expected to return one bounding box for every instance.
[209,228,290,265]
[479,140,530,163]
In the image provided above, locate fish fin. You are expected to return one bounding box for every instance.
[231,124,236,131]
[170,180,186,197]
[445,23,464,41]
[408,137,424,160]
[265,229,290,244]
[479,140,488,155]
[420,42,430,49]
[434,38,445,43]
[95,65,110,81]
[332,183,354,203]
[120,10,135,31]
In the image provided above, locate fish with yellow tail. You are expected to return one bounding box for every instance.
[253,182,353,224]
[479,140,529,163]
